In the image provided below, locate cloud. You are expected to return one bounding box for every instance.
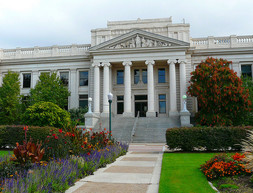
[0,0,252,48]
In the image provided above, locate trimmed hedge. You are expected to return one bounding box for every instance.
[166,126,253,152]
[0,125,57,149]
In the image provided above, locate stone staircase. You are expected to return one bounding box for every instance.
[93,116,180,143]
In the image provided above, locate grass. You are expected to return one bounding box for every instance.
[0,150,11,157]
[159,153,217,193]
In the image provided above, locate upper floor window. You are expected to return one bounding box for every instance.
[134,69,140,84]
[158,68,166,83]
[60,72,69,86]
[79,71,88,86]
[142,69,147,84]
[241,65,252,77]
[23,73,31,88]
[117,70,124,84]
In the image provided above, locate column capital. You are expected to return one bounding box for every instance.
[145,60,155,65]
[101,62,111,67]
[122,61,132,66]
[179,60,187,64]
[167,60,177,65]
[92,62,100,67]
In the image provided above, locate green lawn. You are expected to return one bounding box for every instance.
[159,153,217,193]
[0,150,11,157]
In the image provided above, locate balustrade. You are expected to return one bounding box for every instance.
[1,44,90,59]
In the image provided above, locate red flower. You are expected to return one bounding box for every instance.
[81,145,84,148]
[83,142,87,145]
[88,145,91,148]
[72,134,75,137]
[52,134,56,137]
[54,136,58,139]
[104,128,106,131]
[87,152,90,156]
[59,129,62,133]
[64,141,67,144]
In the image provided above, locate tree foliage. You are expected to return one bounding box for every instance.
[29,73,70,109]
[23,101,71,128]
[187,57,251,126]
[0,71,21,124]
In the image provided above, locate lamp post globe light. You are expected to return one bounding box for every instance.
[107,92,113,140]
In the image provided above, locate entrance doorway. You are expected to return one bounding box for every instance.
[135,95,148,117]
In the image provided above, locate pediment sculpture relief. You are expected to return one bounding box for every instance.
[107,34,172,49]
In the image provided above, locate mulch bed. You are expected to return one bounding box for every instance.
[213,175,253,193]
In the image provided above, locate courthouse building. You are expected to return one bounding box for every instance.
[0,17,252,118]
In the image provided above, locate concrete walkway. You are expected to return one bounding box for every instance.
[66,143,165,193]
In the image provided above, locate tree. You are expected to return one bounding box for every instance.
[29,73,70,109]
[0,71,21,124]
[187,57,251,126]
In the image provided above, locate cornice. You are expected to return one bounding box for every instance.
[192,47,253,56]
[0,55,90,66]
[89,46,189,56]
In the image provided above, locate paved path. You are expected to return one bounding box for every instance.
[66,143,165,193]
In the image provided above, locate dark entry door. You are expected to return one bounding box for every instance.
[135,102,147,117]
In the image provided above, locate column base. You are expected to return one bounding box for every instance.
[123,112,134,117]
[100,112,109,118]
[169,111,179,117]
[146,111,156,117]
[180,111,193,127]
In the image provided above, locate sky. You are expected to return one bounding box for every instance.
[0,0,253,49]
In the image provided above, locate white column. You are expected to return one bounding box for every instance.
[168,60,178,116]
[123,61,134,117]
[145,60,156,117]
[180,61,187,111]
[69,69,78,109]
[101,62,111,117]
[32,70,39,88]
[92,62,100,114]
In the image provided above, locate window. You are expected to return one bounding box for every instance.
[159,94,166,113]
[134,69,140,84]
[23,73,31,88]
[60,72,69,86]
[117,96,124,114]
[79,71,88,86]
[117,70,124,84]
[79,95,88,108]
[158,68,166,83]
[241,65,252,77]
[142,69,147,84]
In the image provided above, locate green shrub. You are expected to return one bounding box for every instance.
[0,125,57,149]
[68,107,88,125]
[23,102,71,128]
[166,126,253,151]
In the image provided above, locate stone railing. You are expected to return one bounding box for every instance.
[0,44,91,59]
[191,35,253,49]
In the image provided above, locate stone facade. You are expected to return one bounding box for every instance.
[0,17,252,118]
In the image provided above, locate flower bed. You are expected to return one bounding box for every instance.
[0,126,128,193]
[0,144,127,193]
[201,153,253,192]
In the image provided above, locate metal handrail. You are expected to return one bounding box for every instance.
[130,111,140,142]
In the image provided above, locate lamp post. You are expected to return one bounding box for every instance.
[182,95,188,112]
[88,97,92,113]
[107,92,113,140]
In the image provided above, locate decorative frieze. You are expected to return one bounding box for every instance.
[108,34,173,49]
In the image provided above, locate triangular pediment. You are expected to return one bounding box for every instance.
[89,29,190,51]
